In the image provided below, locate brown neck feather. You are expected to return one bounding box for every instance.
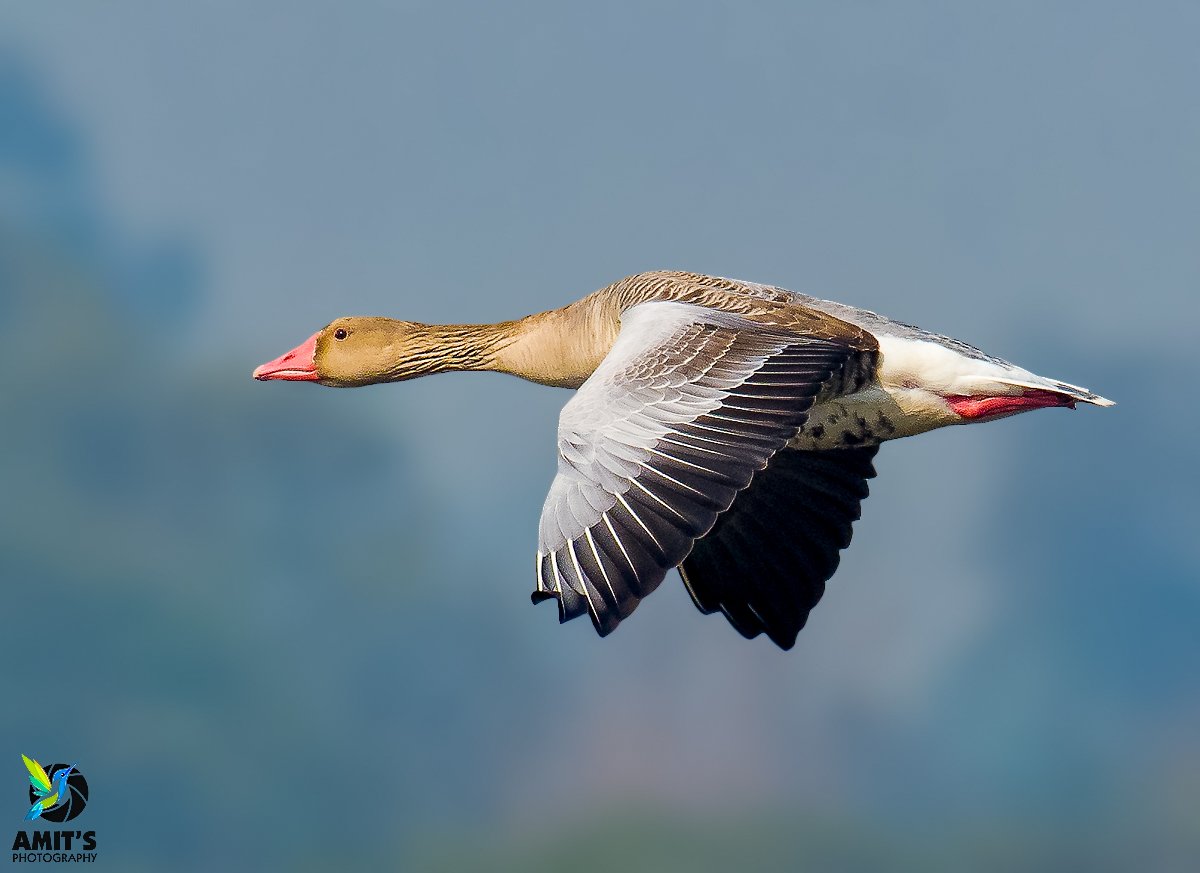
[389,321,522,379]
[394,299,618,388]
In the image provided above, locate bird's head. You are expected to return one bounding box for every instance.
[253,318,438,387]
[52,763,75,782]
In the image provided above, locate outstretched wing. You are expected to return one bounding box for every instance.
[533,300,873,637]
[679,445,879,650]
[22,755,51,795]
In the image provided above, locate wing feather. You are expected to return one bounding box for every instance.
[22,755,51,794]
[679,446,880,649]
[532,300,871,638]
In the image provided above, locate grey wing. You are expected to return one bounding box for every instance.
[533,300,870,638]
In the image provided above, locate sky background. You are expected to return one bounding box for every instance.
[1,2,1197,871]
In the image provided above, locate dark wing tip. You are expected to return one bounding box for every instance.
[766,624,801,651]
[529,587,577,625]
[533,537,661,637]
[530,582,623,636]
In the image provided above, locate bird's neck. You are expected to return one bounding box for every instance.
[414,299,619,388]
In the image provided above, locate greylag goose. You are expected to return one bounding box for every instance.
[254,271,1112,649]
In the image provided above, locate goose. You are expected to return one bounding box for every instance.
[253,271,1112,649]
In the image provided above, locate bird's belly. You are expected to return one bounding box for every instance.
[788,386,941,450]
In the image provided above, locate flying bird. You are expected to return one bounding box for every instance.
[254,271,1111,649]
[23,756,75,821]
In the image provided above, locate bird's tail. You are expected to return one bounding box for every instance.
[988,375,1115,407]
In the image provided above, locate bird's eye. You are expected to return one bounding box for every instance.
[334,328,347,340]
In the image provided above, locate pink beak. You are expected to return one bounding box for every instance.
[253,332,320,381]
[946,388,1076,420]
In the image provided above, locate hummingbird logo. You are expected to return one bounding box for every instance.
[22,755,80,822]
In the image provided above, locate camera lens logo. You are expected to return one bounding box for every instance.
[21,756,88,823]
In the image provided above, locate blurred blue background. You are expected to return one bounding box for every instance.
[1,2,1196,870]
